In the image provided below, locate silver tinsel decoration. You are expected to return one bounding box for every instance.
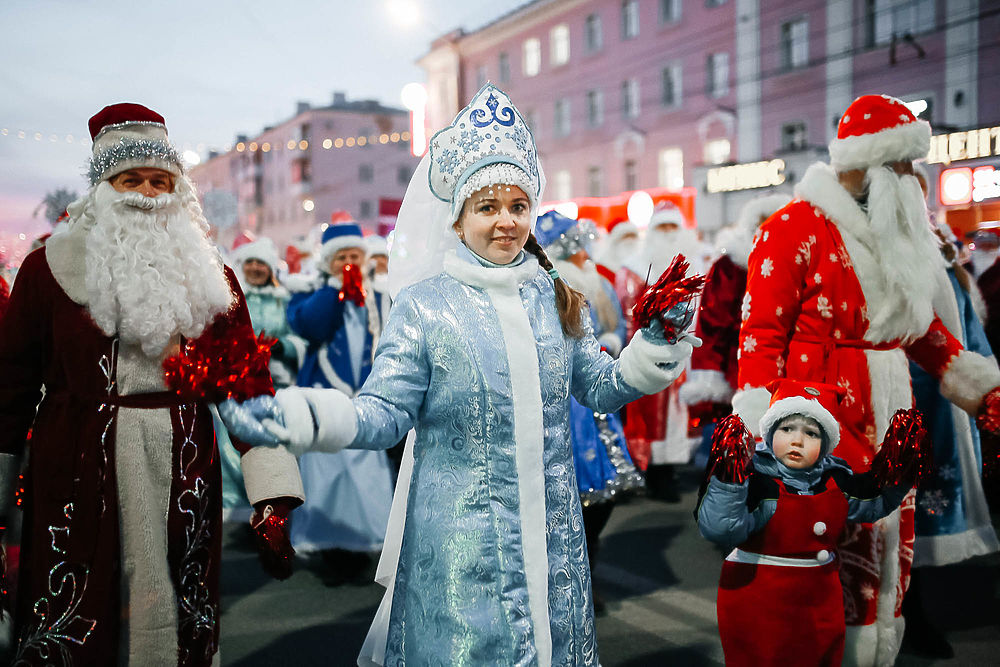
[546,219,599,261]
[580,411,646,507]
[88,137,183,184]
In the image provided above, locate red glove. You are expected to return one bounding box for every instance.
[870,408,933,489]
[976,387,1000,434]
[705,414,755,484]
[251,498,296,580]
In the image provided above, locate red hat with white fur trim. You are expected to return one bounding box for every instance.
[828,94,930,171]
[759,379,844,454]
[87,102,183,185]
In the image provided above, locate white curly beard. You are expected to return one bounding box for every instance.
[84,180,234,357]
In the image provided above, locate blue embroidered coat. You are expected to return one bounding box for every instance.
[351,247,642,665]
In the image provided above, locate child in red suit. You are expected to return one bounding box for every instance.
[696,380,927,666]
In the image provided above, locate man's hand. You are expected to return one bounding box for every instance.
[705,414,756,484]
[218,396,286,447]
[250,498,296,580]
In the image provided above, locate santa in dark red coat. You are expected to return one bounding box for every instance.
[0,104,303,665]
[733,94,1000,665]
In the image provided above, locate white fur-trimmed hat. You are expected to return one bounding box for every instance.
[759,379,843,454]
[828,94,931,171]
[318,222,366,271]
[649,201,686,228]
[232,237,281,274]
[608,219,638,243]
[365,235,388,258]
[87,103,183,185]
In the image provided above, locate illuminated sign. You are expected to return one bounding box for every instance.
[927,126,1000,165]
[706,159,785,193]
[939,165,1000,206]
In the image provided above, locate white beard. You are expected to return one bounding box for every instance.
[864,168,942,340]
[84,180,234,357]
[643,227,703,277]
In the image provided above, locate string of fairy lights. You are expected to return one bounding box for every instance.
[0,126,413,161]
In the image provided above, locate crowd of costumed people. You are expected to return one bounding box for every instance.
[1,86,999,666]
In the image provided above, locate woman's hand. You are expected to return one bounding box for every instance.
[618,327,700,394]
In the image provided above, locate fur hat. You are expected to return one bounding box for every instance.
[365,235,388,258]
[828,94,931,171]
[231,237,280,274]
[608,219,638,243]
[88,103,183,185]
[759,379,843,455]
[649,201,686,228]
[318,222,366,270]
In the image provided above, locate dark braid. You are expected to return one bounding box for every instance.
[523,232,587,339]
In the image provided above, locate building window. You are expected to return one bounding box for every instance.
[476,64,488,87]
[621,78,640,119]
[706,0,728,7]
[661,63,682,108]
[660,0,682,23]
[554,98,571,137]
[585,13,603,52]
[554,170,572,200]
[703,138,731,165]
[397,164,412,185]
[621,1,639,40]
[359,200,373,219]
[359,164,374,183]
[586,89,604,127]
[780,18,809,69]
[658,148,684,189]
[498,52,511,82]
[706,52,729,98]
[624,160,639,191]
[781,122,808,152]
[587,166,604,196]
[524,109,539,135]
[867,0,935,46]
[550,24,570,65]
[523,38,541,76]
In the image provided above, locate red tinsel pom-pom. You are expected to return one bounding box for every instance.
[976,387,1000,434]
[632,254,706,343]
[252,513,295,581]
[869,408,933,489]
[163,330,275,403]
[706,414,756,485]
[339,263,367,308]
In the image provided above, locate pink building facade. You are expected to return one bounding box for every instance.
[420,0,999,233]
[190,94,418,250]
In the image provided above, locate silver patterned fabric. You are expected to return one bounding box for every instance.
[351,248,642,665]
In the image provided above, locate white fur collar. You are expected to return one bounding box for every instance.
[44,222,91,305]
[283,272,323,294]
[443,249,540,291]
[244,283,290,300]
[795,163,877,254]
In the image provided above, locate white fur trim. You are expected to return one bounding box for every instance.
[271,387,315,456]
[735,193,793,235]
[275,386,358,455]
[597,332,623,358]
[875,505,904,667]
[317,347,358,397]
[239,444,306,505]
[865,348,913,444]
[243,284,290,300]
[829,119,931,171]
[914,523,999,567]
[0,453,21,518]
[843,623,877,667]
[231,238,281,274]
[319,235,366,267]
[619,333,691,394]
[713,227,754,269]
[285,334,308,369]
[794,163,937,343]
[283,272,322,294]
[759,395,841,452]
[731,386,771,438]
[43,220,90,305]
[482,279,552,667]
[443,250,540,289]
[939,349,1000,414]
[678,369,734,405]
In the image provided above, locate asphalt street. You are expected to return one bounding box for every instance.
[219,467,1000,666]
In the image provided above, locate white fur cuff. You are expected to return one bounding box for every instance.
[731,386,772,438]
[273,386,358,455]
[240,445,305,506]
[679,369,734,405]
[0,453,21,517]
[940,350,1000,415]
[619,332,692,394]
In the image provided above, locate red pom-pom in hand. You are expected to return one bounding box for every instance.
[976,387,1000,434]
[251,500,296,580]
[339,263,367,308]
[869,408,933,489]
[163,330,275,403]
[706,414,756,484]
[632,254,705,343]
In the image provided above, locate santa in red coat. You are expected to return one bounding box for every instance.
[0,104,303,665]
[733,94,1000,666]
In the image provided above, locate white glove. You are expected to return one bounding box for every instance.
[266,386,358,456]
[619,329,699,394]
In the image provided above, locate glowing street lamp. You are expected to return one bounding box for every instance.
[401,82,428,157]
[627,191,654,228]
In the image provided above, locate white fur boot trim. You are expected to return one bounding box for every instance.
[678,369,734,405]
[619,332,693,394]
[939,349,1000,415]
[240,445,306,506]
[731,386,771,438]
[273,386,358,456]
